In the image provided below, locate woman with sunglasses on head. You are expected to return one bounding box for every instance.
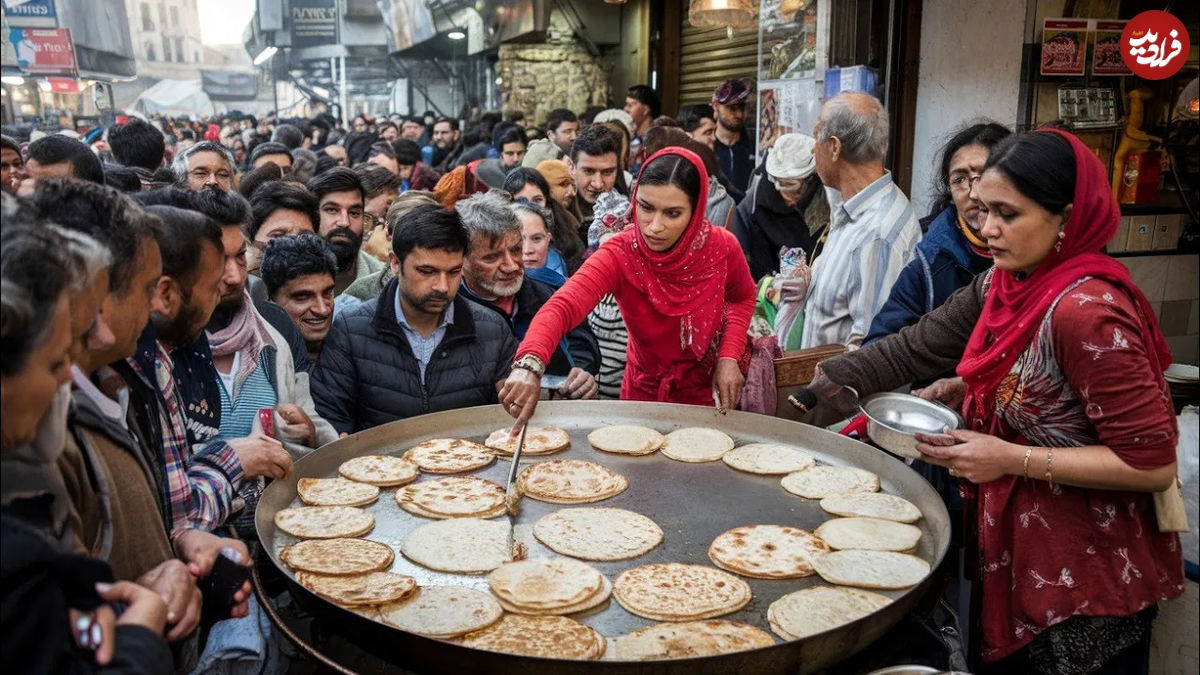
[500,147,756,421]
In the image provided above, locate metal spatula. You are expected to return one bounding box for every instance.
[503,422,529,559]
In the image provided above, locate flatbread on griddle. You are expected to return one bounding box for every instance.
[493,575,612,617]
[768,586,892,641]
[396,476,507,519]
[608,620,775,660]
[819,492,923,523]
[295,571,417,606]
[458,614,605,660]
[296,477,380,507]
[811,550,930,590]
[815,517,922,552]
[485,426,571,456]
[781,465,881,499]
[279,538,394,575]
[403,438,496,474]
[377,586,503,639]
[586,425,665,456]
[337,455,419,487]
[400,517,513,574]
[660,427,735,463]
[488,558,606,612]
[612,563,751,621]
[722,443,816,475]
[516,460,628,504]
[708,525,830,579]
[532,507,663,561]
[274,506,374,539]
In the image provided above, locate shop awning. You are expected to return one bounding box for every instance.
[131,79,215,116]
[201,71,259,101]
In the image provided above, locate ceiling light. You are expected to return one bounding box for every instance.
[448,29,466,40]
[1,75,25,86]
[253,46,278,65]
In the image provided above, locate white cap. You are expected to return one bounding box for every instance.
[593,108,635,138]
[765,133,816,180]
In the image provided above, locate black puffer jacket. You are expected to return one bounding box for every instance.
[311,279,519,434]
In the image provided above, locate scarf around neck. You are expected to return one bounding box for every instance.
[206,291,276,394]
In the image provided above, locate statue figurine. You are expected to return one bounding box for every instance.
[1112,88,1161,200]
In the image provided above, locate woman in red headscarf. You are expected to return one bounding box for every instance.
[912,129,1182,674]
[500,147,756,418]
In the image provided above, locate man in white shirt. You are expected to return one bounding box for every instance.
[801,92,921,349]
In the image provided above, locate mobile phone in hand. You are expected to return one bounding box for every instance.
[201,548,250,622]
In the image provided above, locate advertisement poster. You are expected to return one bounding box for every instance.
[1041,18,1087,76]
[1092,20,1131,76]
[759,0,818,81]
[2,0,58,28]
[377,0,435,53]
[7,26,75,75]
[757,77,822,158]
[291,0,339,50]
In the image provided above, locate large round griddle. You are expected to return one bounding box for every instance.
[256,401,951,674]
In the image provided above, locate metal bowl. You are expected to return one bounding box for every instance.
[859,393,963,459]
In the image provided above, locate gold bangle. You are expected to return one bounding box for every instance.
[1044,447,1054,485]
[1022,447,1033,479]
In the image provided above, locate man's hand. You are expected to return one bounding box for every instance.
[806,365,861,418]
[558,367,598,400]
[96,581,168,636]
[137,560,202,642]
[229,434,292,479]
[275,403,315,447]
[174,529,253,619]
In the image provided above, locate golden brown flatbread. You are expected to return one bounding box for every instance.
[296,478,380,507]
[403,438,496,474]
[516,460,628,504]
[485,426,571,456]
[708,525,830,579]
[459,614,605,660]
[337,455,419,487]
[279,538,394,575]
[295,571,417,606]
[608,620,775,660]
[274,506,374,539]
[396,476,506,519]
[612,563,751,621]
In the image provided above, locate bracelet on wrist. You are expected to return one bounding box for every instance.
[512,354,545,378]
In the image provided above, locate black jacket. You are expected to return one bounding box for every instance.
[732,172,822,281]
[311,279,519,434]
[459,278,600,378]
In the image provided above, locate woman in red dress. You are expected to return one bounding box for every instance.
[915,129,1183,674]
[500,147,756,421]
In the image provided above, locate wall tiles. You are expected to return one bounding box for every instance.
[1189,299,1199,337]
[1163,255,1200,302]
[1123,257,1169,302]
[1166,335,1199,366]
[1160,300,1193,337]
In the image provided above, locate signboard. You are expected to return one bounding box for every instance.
[201,70,259,101]
[378,0,435,53]
[291,0,340,50]
[1041,18,1088,76]
[1092,20,1131,76]
[8,26,76,76]
[2,0,58,28]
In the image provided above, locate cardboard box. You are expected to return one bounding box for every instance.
[1109,216,1131,253]
[1154,214,1183,251]
[1126,215,1156,252]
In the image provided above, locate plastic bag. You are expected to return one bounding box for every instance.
[773,246,811,351]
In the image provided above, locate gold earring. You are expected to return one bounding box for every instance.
[1055,229,1065,253]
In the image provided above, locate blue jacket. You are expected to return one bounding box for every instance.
[865,208,992,345]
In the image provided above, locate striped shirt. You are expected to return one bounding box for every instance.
[216,351,278,535]
[586,294,628,399]
[801,172,920,348]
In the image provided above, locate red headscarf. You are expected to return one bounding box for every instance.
[956,128,1172,429]
[610,147,725,361]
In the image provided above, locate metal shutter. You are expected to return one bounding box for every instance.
[677,21,759,106]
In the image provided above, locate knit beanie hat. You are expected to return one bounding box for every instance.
[765,133,816,180]
[522,138,562,168]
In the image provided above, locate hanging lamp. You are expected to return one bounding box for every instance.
[688,0,757,31]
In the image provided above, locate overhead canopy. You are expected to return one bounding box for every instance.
[132,79,215,116]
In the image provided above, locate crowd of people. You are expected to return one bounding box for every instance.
[0,75,1184,675]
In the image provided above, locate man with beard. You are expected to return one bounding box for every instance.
[565,125,621,230]
[456,192,599,399]
[712,79,756,193]
[308,167,386,295]
[426,117,463,173]
[261,234,340,364]
[129,204,290,535]
[247,142,293,174]
[473,126,528,190]
[173,141,238,192]
[244,181,320,274]
[31,181,255,662]
[311,203,518,434]
[545,108,580,156]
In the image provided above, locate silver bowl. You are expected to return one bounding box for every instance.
[859,392,963,459]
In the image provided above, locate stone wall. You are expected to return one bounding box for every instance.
[498,10,611,125]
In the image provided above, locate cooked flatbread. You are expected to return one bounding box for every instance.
[660,427,735,463]
[396,476,506,519]
[708,525,830,579]
[296,478,380,507]
[337,455,419,487]
[613,563,751,621]
[516,460,628,504]
[812,550,930,590]
[587,425,665,456]
[400,517,513,574]
[279,538,394,575]
[295,571,417,607]
[485,426,571,456]
[819,492,922,523]
[815,517,923,552]
[767,586,892,641]
[608,620,774,660]
[459,614,605,660]
[532,507,663,561]
[722,443,817,475]
[274,506,374,539]
[377,586,503,639]
[489,558,605,611]
[402,438,496,474]
[781,465,881,499]
[494,575,612,616]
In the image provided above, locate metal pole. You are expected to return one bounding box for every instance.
[339,55,348,127]
[272,64,279,118]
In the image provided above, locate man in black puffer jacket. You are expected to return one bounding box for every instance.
[311,204,518,434]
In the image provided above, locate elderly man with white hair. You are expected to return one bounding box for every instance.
[801,92,920,349]
[731,132,830,281]
[172,140,238,192]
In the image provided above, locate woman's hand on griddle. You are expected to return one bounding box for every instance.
[499,368,540,428]
[714,358,745,413]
